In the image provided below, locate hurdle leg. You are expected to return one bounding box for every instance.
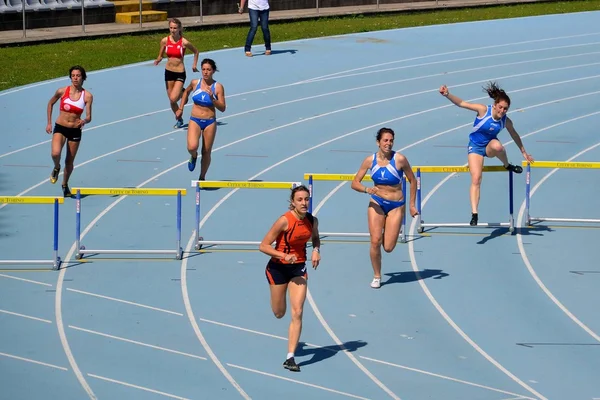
[176,191,183,259]
[195,185,202,250]
[508,170,514,232]
[308,175,313,214]
[416,168,423,233]
[75,190,84,260]
[53,198,62,270]
[400,176,407,243]
[525,163,531,226]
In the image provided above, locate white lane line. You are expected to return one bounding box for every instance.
[227,363,372,400]
[0,351,68,371]
[87,373,190,400]
[65,288,184,316]
[0,273,52,287]
[360,356,535,400]
[516,141,600,343]
[69,325,207,360]
[0,308,52,324]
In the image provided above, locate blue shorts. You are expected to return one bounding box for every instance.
[370,194,405,215]
[468,140,488,157]
[190,116,216,130]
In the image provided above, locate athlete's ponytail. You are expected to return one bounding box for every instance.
[483,81,510,107]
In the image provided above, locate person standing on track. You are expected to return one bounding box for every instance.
[238,0,272,57]
[46,65,93,198]
[259,185,321,372]
[439,81,534,226]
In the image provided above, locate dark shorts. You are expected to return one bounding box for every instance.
[53,123,82,142]
[165,69,186,83]
[265,259,307,285]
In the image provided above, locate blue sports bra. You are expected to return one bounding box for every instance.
[370,152,403,186]
[191,81,217,107]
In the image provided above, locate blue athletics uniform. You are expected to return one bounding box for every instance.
[369,152,405,215]
[468,105,507,157]
[189,81,218,130]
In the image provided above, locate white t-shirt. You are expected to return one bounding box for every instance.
[248,0,269,10]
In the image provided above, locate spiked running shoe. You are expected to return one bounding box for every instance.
[283,357,300,372]
[62,184,72,198]
[504,163,523,174]
[50,167,60,184]
[188,156,197,172]
[174,118,184,129]
[470,213,478,226]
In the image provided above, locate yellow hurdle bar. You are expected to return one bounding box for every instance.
[72,188,187,196]
[0,196,64,204]
[522,161,600,169]
[192,180,301,189]
[304,166,507,181]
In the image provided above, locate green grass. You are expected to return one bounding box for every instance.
[1,0,599,91]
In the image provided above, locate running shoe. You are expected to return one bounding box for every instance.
[50,167,60,184]
[174,118,184,129]
[188,156,197,172]
[470,213,478,226]
[283,357,300,372]
[62,184,72,198]
[504,163,523,174]
[370,277,381,289]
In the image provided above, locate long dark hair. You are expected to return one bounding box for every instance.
[483,81,510,107]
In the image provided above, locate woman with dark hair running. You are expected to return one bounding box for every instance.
[46,65,93,197]
[177,58,226,180]
[259,185,321,372]
[439,81,534,226]
[351,127,418,289]
[154,18,199,128]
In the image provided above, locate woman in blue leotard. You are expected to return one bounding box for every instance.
[177,58,226,180]
[351,127,418,289]
[439,81,534,226]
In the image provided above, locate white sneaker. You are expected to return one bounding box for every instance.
[370,278,381,289]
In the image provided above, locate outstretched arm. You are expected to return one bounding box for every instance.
[506,117,534,163]
[439,85,487,117]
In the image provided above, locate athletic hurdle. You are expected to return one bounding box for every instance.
[191,180,301,250]
[415,166,515,233]
[72,188,186,260]
[0,196,63,270]
[524,161,600,225]
[303,173,408,243]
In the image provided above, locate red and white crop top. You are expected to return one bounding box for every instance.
[59,86,86,115]
[165,36,185,59]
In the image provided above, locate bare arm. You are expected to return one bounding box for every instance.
[154,38,167,65]
[259,216,296,262]
[310,217,321,269]
[78,91,94,128]
[351,156,376,194]
[439,85,487,117]
[183,39,199,72]
[212,83,226,113]
[397,154,419,217]
[506,117,534,163]
[176,80,195,119]
[238,0,246,13]
[46,88,63,133]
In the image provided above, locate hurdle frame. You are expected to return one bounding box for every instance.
[73,188,186,260]
[304,173,408,243]
[524,161,600,225]
[0,196,63,270]
[415,165,515,233]
[191,180,301,250]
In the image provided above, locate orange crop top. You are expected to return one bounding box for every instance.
[272,211,314,264]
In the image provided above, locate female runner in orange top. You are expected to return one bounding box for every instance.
[259,185,321,373]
